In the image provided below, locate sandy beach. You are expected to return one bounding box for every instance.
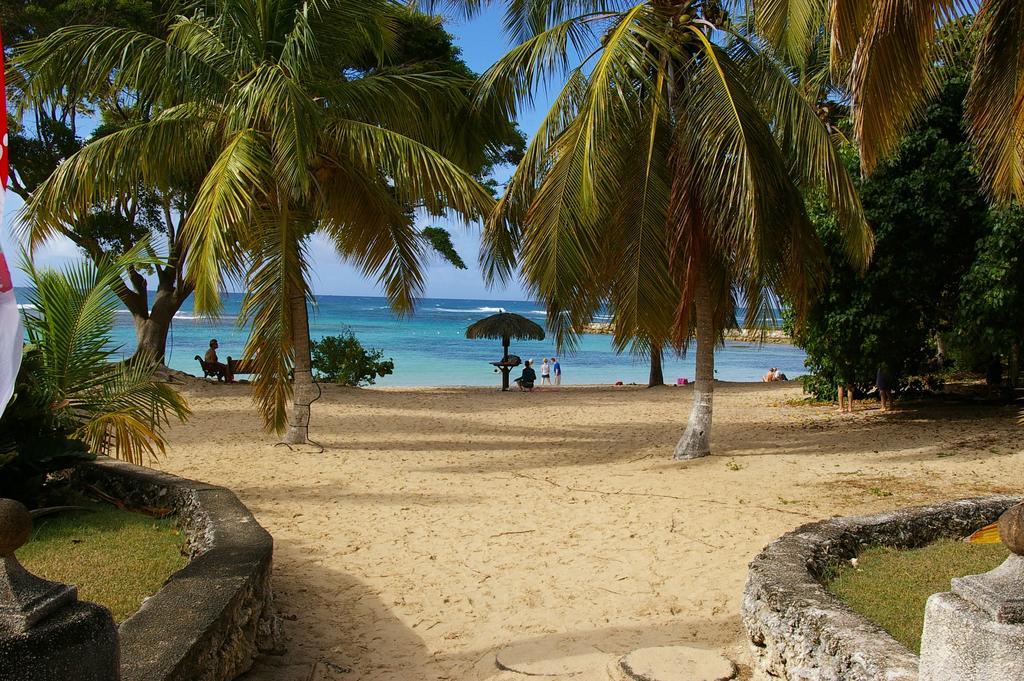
[152,381,1023,680]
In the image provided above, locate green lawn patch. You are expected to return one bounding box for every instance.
[16,504,187,622]
[826,538,1009,652]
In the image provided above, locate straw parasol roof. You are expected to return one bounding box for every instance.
[466,312,545,391]
[465,312,545,342]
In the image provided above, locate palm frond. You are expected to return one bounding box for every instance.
[317,171,429,315]
[324,119,495,220]
[752,0,830,65]
[14,25,228,108]
[675,26,821,318]
[482,69,589,285]
[827,0,872,67]
[20,106,216,247]
[849,1,964,174]
[230,64,318,199]
[20,245,189,463]
[966,0,1024,204]
[474,12,600,119]
[729,31,873,270]
[239,211,309,434]
[182,128,273,314]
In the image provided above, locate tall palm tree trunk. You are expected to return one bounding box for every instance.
[648,343,664,387]
[674,270,714,459]
[283,286,314,445]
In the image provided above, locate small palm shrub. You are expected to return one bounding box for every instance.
[0,347,91,500]
[310,333,394,387]
[13,243,190,466]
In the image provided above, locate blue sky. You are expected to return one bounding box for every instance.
[1,4,552,301]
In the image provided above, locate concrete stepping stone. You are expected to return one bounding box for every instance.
[617,646,736,681]
[494,639,616,677]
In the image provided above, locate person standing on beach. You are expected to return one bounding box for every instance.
[836,383,854,413]
[877,366,894,411]
[552,357,561,385]
[540,358,551,385]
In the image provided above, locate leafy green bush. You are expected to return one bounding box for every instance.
[0,347,92,501]
[953,207,1024,377]
[792,67,989,400]
[310,333,394,386]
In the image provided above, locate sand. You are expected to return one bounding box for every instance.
[152,381,1024,680]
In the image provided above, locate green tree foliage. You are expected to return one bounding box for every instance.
[3,0,171,199]
[954,207,1024,372]
[793,73,991,399]
[421,226,467,269]
[310,333,394,387]
[1,0,164,46]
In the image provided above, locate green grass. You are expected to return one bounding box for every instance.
[16,504,187,622]
[826,539,1009,652]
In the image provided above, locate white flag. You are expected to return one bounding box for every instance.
[0,24,25,416]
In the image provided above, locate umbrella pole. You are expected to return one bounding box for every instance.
[501,336,510,391]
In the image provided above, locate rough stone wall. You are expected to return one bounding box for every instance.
[741,495,1021,681]
[75,458,284,681]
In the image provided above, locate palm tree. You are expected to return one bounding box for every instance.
[463,0,872,458]
[19,242,191,464]
[749,0,1023,204]
[17,0,495,444]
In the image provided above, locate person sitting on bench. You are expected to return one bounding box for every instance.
[513,359,536,392]
[204,338,234,383]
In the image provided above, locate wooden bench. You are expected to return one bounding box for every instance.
[227,357,256,376]
[194,355,227,381]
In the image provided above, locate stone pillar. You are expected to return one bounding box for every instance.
[920,503,1024,681]
[0,499,120,681]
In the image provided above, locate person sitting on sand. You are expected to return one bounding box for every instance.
[514,359,536,392]
[762,368,778,382]
[204,338,234,383]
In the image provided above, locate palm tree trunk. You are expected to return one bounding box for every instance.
[648,343,664,387]
[283,286,314,444]
[674,270,714,459]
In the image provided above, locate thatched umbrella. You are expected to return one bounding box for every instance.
[466,312,546,391]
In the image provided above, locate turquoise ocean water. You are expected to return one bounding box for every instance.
[17,290,807,386]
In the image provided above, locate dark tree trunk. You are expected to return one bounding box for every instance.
[648,344,664,387]
[501,336,510,391]
[120,263,189,364]
[1012,343,1021,389]
[133,289,178,361]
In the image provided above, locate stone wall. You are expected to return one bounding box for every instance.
[75,458,284,681]
[741,495,1021,681]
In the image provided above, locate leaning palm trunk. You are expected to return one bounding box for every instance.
[675,273,714,459]
[648,343,664,387]
[283,286,314,445]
